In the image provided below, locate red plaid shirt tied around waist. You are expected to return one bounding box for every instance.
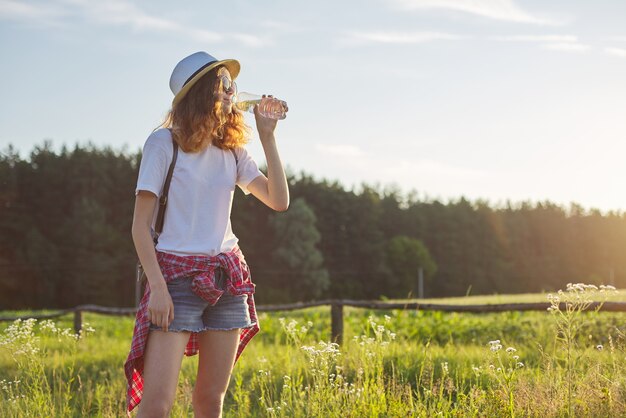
[124,246,259,414]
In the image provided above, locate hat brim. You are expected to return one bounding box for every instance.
[172,59,240,106]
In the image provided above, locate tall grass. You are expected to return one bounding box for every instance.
[1,285,625,417]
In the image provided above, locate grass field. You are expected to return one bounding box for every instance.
[1,286,625,417]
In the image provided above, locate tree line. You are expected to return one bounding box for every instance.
[1,142,624,309]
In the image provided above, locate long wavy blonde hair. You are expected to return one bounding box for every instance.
[161,66,250,152]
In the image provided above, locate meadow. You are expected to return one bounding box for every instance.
[1,285,625,417]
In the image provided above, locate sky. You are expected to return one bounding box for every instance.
[1,0,625,212]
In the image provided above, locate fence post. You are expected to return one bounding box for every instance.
[135,279,142,308]
[73,309,82,335]
[331,301,343,345]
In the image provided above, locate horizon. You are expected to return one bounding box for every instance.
[1,0,625,212]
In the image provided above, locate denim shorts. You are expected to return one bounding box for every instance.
[149,269,254,333]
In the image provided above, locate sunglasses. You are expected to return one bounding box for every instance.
[218,75,237,94]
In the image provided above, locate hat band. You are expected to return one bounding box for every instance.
[183,60,218,88]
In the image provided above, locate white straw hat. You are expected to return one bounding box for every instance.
[169,51,240,106]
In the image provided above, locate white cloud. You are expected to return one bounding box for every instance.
[491,34,592,54]
[67,0,230,44]
[0,0,268,47]
[0,0,66,26]
[604,47,626,58]
[391,0,558,25]
[492,35,578,43]
[338,31,464,46]
[77,1,181,31]
[541,42,590,52]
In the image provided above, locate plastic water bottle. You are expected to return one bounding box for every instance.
[234,92,287,120]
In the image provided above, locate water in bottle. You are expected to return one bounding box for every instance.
[234,92,287,120]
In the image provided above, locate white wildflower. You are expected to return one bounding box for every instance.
[488,340,503,352]
[441,362,449,374]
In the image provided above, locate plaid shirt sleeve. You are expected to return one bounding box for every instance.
[124,246,259,414]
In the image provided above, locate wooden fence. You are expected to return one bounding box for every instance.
[2,300,626,344]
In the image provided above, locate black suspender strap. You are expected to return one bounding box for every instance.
[153,133,178,244]
[229,148,238,165]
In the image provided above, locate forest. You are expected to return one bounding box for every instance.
[1,142,624,308]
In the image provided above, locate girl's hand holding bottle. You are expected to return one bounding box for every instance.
[235,92,288,120]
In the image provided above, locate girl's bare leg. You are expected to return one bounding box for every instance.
[137,330,191,418]
[192,329,241,418]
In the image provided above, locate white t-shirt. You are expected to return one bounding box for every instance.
[135,128,263,256]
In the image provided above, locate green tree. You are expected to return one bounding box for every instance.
[385,236,437,298]
[269,197,329,301]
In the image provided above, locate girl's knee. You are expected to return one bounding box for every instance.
[137,398,173,418]
[192,388,225,416]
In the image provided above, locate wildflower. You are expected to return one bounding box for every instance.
[488,340,503,352]
[506,347,517,353]
[516,362,524,369]
[596,345,603,351]
[441,362,449,374]
[39,320,58,333]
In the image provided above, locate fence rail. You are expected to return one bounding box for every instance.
[2,300,626,344]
